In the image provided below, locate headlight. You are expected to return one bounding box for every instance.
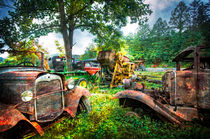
[21,90,33,102]
[66,79,75,90]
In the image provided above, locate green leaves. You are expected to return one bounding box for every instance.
[124,0,208,67]
[0,0,152,71]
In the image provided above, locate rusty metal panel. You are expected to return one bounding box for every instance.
[0,105,44,136]
[97,50,116,70]
[36,92,63,122]
[162,71,174,93]
[163,71,197,107]
[114,90,183,125]
[175,71,197,106]
[64,86,91,117]
[197,70,210,109]
[0,72,38,106]
[36,80,61,96]
[0,106,29,132]
[35,74,64,122]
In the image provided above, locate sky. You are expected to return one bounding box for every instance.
[0,0,208,55]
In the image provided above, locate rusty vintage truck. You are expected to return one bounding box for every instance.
[114,45,210,125]
[0,50,91,137]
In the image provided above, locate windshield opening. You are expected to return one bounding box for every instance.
[0,50,42,68]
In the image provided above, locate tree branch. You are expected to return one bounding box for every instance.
[75,23,104,41]
[73,0,93,16]
[67,0,93,21]
[0,3,16,10]
[25,24,59,38]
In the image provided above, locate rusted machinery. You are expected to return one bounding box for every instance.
[0,50,91,137]
[114,45,210,125]
[97,50,135,88]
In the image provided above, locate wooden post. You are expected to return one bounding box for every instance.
[176,62,180,71]
[194,46,200,107]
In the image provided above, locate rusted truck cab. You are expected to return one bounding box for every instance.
[0,50,91,136]
[114,45,210,124]
[163,46,210,110]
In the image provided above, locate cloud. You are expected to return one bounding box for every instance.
[38,30,95,56]
[121,18,139,36]
[121,0,179,35]
[38,33,61,55]
[73,30,95,55]
[145,0,179,25]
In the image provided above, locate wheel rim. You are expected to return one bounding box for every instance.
[79,80,87,88]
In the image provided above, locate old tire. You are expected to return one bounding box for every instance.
[77,97,91,114]
[76,78,88,88]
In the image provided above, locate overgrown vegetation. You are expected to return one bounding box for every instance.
[1,0,209,138]
[125,0,209,66]
[31,71,210,139]
[81,0,209,67]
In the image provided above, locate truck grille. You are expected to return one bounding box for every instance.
[35,74,64,122]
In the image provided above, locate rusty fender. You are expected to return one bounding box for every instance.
[64,86,91,117]
[113,90,187,125]
[0,104,44,136]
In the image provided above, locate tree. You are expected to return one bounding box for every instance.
[196,1,210,44]
[125,23,152,62]
[189,0,201,28]
[189,0,209,44]
[151,18,170,38]
[80,44,97,60]
[169,1,190,35]
[0,17,18,48]
[169,1,191,51]
[0,0,152,71]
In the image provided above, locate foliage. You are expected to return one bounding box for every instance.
[81,0,208,66]
[55,40,65,57]
[0,39,48,67]
[80,44,97,60]
[31,86,210,139]
[0,0,152,71]
[169,1,191,35]
[124,0,209,67]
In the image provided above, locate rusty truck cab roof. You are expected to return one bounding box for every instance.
[172,46,210,62]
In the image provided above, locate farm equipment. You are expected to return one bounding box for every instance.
[48,55,100,88]
[97,50,135,88]
[114,45,210,125]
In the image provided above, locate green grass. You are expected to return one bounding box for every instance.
[31,71,210,139]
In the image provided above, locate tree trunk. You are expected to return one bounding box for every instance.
[69,26,74,68]
[58,0,72,71]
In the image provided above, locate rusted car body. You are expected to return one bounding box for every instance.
[0,50,91,136]
[114,45,210,125]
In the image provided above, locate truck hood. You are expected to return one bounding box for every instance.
[0,70,45,80]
